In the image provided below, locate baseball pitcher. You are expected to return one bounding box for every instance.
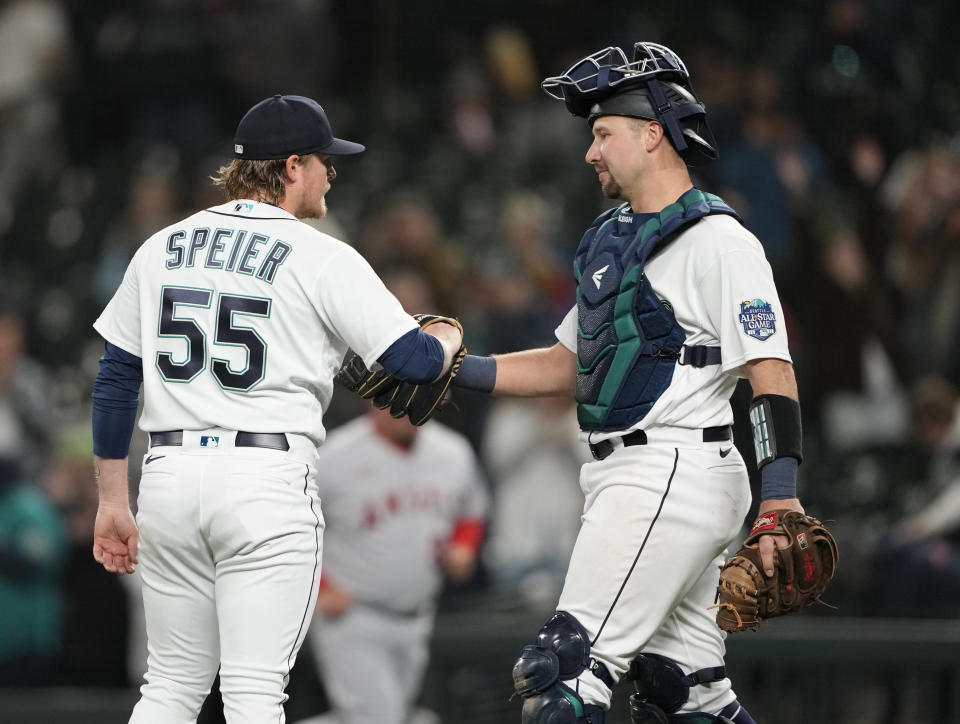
[90,95,464,723]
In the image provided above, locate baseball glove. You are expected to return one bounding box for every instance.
[713,510,839,633]
[334,314,466,426]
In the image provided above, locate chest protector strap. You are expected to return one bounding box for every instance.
[574,189,740,432]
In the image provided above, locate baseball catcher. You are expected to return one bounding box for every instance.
[714,509,839,632]
[336,314,466,425]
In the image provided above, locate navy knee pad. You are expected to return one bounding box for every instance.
[628,653,725,713]
[512,611,611,724]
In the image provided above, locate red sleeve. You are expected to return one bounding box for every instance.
[450,519,485,552]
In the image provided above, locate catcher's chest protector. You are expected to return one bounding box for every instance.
[574,188,740,432]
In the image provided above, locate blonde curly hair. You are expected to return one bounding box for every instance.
[211,159,287,205]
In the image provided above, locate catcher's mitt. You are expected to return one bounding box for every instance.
[713,509,839,633]
[334,314,466,426]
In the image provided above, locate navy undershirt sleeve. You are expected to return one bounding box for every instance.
[377,328,444,383]
[92,341,143,459]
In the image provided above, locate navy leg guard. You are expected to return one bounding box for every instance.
[626,653,735,724]
[522,683,605,724]
[720,700,756,724]
[628,694,753,724]
[513,612,611,724]
[628,695,670,724]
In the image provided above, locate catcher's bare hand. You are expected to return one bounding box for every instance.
[756,498,804,576]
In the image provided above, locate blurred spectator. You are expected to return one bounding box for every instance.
[0,0,71,216]
[44,424,130,686]
[791,212,907,452]
[93,146,183,305]
[210,0,339,111]
[465,191,573,361]
[496,191,575,318]
[799,375,960,614]
[883,143,960,388]
[0,298,54,480]
[715,99,828,275]
[484,24,539,102]
[359,194,467,316]
[0,446,67,686]
[866,376,960,617]
[481,395,587,611]
[833,129,896,272]
[789,0,909,166]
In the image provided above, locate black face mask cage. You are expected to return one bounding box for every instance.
[541,42,717,164]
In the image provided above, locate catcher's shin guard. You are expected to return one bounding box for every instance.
[513,611,611,724]
[520,683,606,724]
[628,695,752,724]
[626,653,729,723]
[628,696,735,724]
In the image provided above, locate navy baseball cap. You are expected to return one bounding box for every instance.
[233,94,365,160]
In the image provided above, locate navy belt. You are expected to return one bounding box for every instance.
[149,430,290,451]
[589,425,732,461]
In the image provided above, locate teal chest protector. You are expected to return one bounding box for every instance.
[574,188,741,432]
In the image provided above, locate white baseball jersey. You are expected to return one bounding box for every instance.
[305,415,487,724]
[555,213,791,439]
[94,199,418,444]
[314,415,488,614]
[543,209,796,715]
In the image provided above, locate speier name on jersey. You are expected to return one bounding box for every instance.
[164,227,292,284]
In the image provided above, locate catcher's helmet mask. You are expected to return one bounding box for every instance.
[541,42,718,165]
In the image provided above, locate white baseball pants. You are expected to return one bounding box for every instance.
[130,430,324,724]
[559,428,751,714]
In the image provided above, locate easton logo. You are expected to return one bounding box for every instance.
[592,264,610,290]
[738,299,777,340]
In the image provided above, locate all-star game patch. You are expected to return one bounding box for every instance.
[738,298,777,341]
